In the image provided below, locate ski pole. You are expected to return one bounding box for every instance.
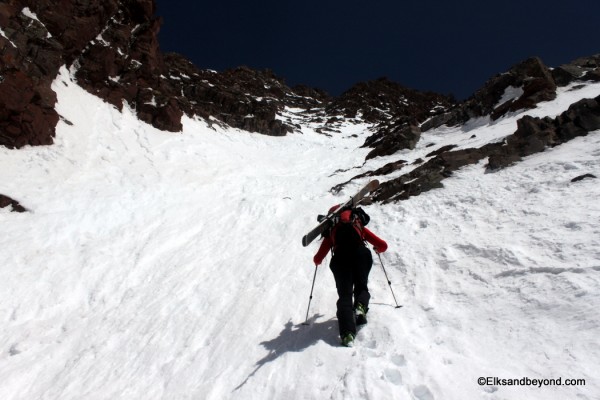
[302,264,319,325]
[377,252,402,309]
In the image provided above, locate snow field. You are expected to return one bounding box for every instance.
[1,66,599,400]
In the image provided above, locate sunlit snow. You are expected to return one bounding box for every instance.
[1,67,599,400]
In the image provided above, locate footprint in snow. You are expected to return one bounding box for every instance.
[9,344,21,356]
[390,353,407,367]
[384,368,403,386]
[413,385,435,400]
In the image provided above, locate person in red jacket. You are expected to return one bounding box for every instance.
[313,205,388,347]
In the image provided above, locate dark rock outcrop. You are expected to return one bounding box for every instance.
[0,194,27,212]
[364,123,421,160]
[367,95,600,203]
[372,146,493,202]
[1,0,169,147]
[571,173,596,182]
[327,77,454,124]
[490,57,557,120]
[488,95,600,170]
[422,57,558,132]
[325,78,454,159]
[552,54,600,86]
[421,55,600,136]
[0,1,62,148]
[164,61,329,136]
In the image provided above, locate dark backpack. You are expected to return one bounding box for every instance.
[353,207,370,226]
[332,207,370,251]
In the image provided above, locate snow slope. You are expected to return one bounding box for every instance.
[1,67,599,400]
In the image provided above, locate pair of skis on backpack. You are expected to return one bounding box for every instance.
[301,180,379,247]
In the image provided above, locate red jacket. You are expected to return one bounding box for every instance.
[313,224,388,266]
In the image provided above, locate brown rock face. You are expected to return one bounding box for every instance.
[166,63,327,137]
[552,54,600,86]
[0,193,27,212]
[488,95,600,170]
[369,95,600,203]
[325,78,455,160]
[422,57,559,132]
[364,123,422,160]
[64,0,183,131]
[327,78,454,124]
[0,0,135,147]
[0,1,61,148]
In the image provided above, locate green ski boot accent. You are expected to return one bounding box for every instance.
[355,303,368,326]
[341,333,355,347]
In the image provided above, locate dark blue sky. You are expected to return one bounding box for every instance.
[154,0,600,99]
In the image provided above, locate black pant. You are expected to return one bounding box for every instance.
[329,246,372,337]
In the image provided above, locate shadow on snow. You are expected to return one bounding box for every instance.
[234,314,338,391]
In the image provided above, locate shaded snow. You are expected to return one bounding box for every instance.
[1,67,599,400]
[495,85,524,108]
